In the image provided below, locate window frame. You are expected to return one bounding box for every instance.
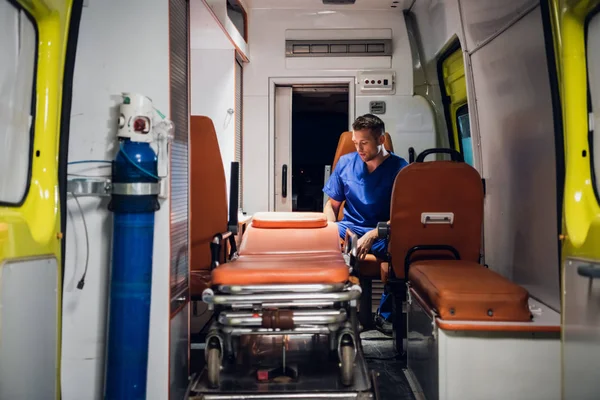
[436,38,465,154]
[455,103,473,165]
[0,0,38,207]
[226,0,248,42]
[584,4,600,204]
[235,56,244,210]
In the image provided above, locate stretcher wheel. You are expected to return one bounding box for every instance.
[207,347,221,388]
[340,345,354,386]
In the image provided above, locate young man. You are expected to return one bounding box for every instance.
[323,114,408,333]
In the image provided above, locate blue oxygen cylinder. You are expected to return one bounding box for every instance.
[104,139,159,400]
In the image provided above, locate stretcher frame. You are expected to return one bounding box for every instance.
[191,227,375,399]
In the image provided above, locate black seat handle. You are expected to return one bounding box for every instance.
[404,245,461,280]
[416,148,464,163]
[408,147,415,163]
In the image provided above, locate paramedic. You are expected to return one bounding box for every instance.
[323,113,408,332]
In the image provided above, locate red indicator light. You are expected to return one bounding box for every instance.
[257,370,269,381]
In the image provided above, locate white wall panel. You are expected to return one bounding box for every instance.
[190,0,233,50]
[355,95,435,162]
[63,0,171,398]
[242,6,431,213]
[191,49,236,200]
[411,0,462,62]
[459,0,538,53]
[0,258,58,399]
[470,6,560,310]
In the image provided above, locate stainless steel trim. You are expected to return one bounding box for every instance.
[209,286,361,305]
[225,326,332,336]
[219,309,347,326]
[217,283,345,294]
[230,301,335,309]
[67,178,111,197]
[112,182,160,195]
[201,394,360,399]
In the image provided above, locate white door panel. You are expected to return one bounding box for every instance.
[274,86,292,211]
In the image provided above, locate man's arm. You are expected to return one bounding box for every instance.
[356,220,390,260]
[324,198,342,222]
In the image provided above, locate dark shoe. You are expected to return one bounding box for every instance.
[373,314,393,335]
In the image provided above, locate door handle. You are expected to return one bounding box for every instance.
[282,164,288,198]
[578,264,600,279]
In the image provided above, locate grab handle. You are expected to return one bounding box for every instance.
[416,148,464,163]
[282,164,288,198]
[408,147,415,163]
[578,264,600,279]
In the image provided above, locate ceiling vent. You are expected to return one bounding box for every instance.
[323,0,356,4]
[286,39,392,57]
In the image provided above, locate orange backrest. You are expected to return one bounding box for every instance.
[331,130,394,172]
[389,159,483,279]
[189,116,228,273]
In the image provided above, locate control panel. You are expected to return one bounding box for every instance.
[357,71,395,95]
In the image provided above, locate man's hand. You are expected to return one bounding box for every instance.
[357,229,378,260]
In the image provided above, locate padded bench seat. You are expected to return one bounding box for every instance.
[408,260,531,322]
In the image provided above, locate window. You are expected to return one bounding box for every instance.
[227,0,247,42]
[456,104,473,166]
[587,9,600,198]
[235,58,243,209]
[437,40,471,163]
[0,1,37,205]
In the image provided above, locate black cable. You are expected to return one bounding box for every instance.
[72,195,89,290]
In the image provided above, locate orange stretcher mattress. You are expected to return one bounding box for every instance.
[408,260,531,322]
[250,211,328,229]
[238,223,341,255]
[212,256,349,285]
[212,212,348,285]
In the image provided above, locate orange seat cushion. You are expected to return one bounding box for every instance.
[239,223,341,256]
[409,260,531,322]
[359,254,382,278]
[211,256,349,285]
[251,211,328,229]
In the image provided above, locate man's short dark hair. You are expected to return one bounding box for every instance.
[352,114,385,139]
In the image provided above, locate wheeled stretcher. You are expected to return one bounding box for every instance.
[196,211,373,397]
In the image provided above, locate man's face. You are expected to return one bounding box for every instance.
[352,129,384,162]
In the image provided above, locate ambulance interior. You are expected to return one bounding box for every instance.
[1,0,599,399]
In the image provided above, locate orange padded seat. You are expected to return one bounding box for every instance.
[212,256,349,285]
[239,223,341,256]
[189,115,229,297]
[408,260,531,322]
[251,211,328,229]
[389,160,484,279]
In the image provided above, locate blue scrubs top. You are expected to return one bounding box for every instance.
[324,151,408,229]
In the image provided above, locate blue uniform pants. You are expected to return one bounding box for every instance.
[336,221,392,321]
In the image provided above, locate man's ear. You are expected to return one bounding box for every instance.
[378,133,385,146]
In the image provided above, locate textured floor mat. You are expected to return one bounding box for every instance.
[361,330,415,400]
